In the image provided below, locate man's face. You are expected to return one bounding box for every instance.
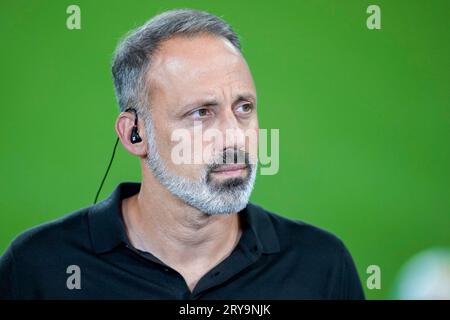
[143,34,258,214]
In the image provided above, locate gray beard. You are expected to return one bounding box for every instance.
[143,114,257,215]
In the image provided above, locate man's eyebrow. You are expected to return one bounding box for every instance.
[180,93,257,110]
[235,93,257,104]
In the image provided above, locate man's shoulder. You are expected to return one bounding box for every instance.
[249,203,364,299]
[248,202,348,255]
[5,206,92,260]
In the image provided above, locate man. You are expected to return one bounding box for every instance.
[0,8,364,299]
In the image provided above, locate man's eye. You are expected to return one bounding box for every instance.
[236,103,254,114]
[191,108,212,119]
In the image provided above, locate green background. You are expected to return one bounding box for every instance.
[1,0,449,299]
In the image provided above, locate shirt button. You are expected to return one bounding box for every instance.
[163,267,169,272]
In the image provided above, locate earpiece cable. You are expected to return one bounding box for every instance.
[93,137,120,204]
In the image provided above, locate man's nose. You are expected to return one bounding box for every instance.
[217,109,246,149]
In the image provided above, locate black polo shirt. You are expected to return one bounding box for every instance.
[0,182,365,299]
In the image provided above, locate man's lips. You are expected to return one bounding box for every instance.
[211,164,248,173]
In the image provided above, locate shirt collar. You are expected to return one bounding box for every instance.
[88,182,280,255]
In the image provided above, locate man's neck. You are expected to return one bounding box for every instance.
[121,173,242,291]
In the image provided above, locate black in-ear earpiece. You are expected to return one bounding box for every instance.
[125,108,142,144]
[130,126,142,144]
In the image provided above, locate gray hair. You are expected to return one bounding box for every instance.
[111,8,242,116]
